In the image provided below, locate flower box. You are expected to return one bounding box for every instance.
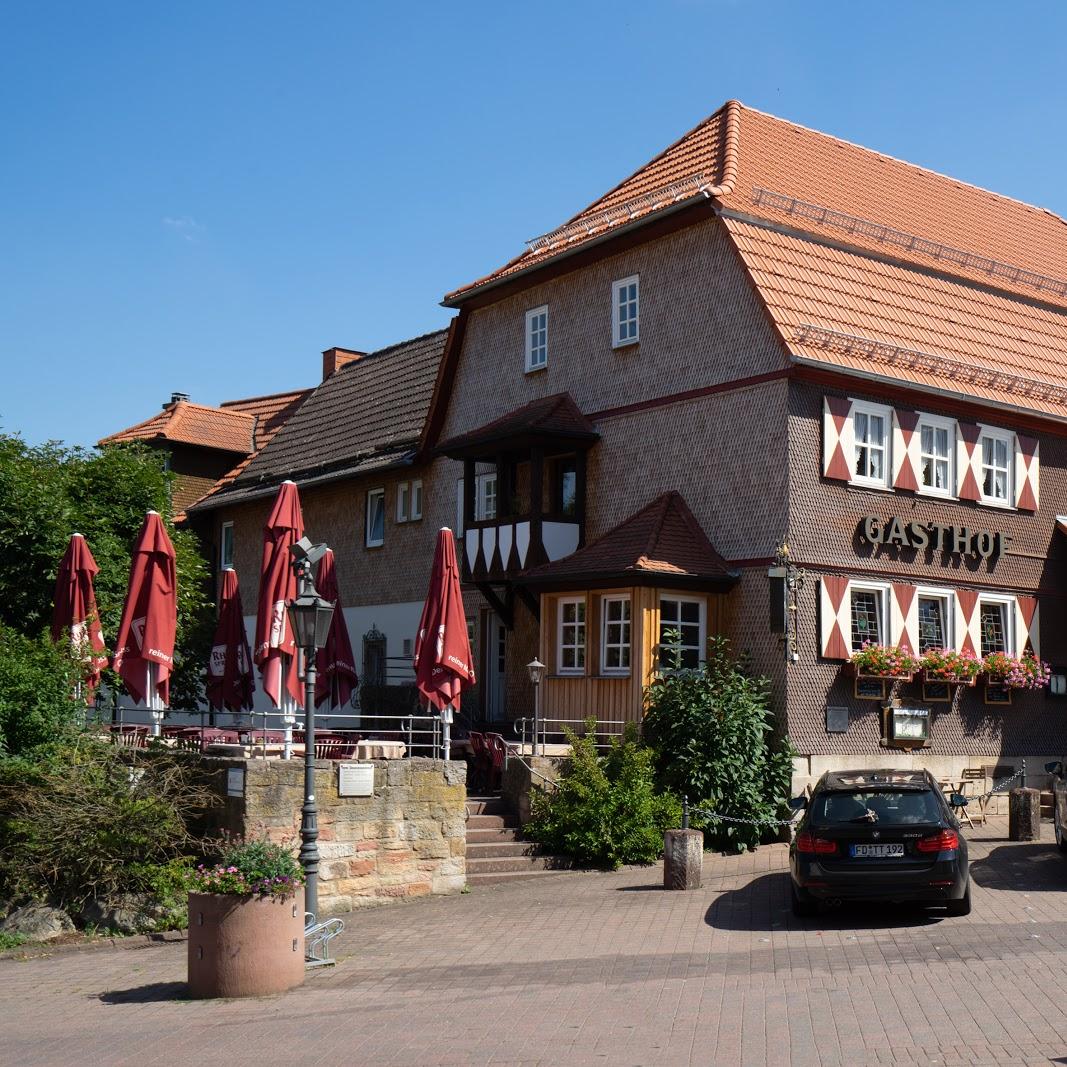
[846,662,914,683]
[847,643,918,683]
[919,669,977,688]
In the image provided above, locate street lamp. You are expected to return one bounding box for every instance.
[286,537,335,923]
[526,658,546,757]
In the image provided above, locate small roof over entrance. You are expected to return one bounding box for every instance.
[519,491,739,591]
[436,393,599,459]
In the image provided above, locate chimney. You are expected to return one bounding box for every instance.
[165,391,190,408]
[322,347,365,381]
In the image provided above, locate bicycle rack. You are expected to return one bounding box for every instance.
[305,913,344,968]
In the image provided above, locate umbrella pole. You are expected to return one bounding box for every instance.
[441,704,453,762]
[147,663,163,736]
[281,653,295,760]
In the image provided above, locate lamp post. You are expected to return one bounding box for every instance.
[526,658,546,757]
[286,537,335,923]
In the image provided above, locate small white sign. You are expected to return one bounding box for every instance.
[227,767,245,797]
[338,762,375,797]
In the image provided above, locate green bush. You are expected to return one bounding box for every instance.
[642,636,795,853]
[0,625,85,758]
[0,738,214,911]
[526,722,680,870]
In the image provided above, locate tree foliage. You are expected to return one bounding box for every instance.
[526,722,681,869]
[0,434,212,708]
[642,636,795,853]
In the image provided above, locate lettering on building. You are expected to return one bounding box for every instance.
[859,516,1011,562]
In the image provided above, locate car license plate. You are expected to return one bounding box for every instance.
[850,843,904,858]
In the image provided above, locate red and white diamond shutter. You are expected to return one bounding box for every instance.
[1015,435,1039,511]
[822,396,854,481]
[819,575,851,660]
[956,422,982,502]
[1015,596,1040,657]
[954,589,981,656]
[890,584,917,654]
[891,410,920,491]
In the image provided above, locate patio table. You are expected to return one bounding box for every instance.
[354,740,407,760]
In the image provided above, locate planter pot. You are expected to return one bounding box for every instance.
[187,888,305,999]
[919,669,977,687]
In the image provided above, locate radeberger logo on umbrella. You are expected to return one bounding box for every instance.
[209,644,228,677]
[269,600,287,647]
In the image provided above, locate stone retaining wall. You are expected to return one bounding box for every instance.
[200,757,467,917]
[501,755,566,825]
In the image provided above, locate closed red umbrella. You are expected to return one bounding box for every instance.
[314,549,358,709]
[207,568,255,714]
[254,481,303,708]
[414,528,476,734]
[112,511,177,711]
[51,532,108,699]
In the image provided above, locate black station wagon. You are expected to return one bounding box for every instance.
[789,769,971,917]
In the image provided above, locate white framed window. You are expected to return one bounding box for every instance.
[917,414,956,497]
[558,597,586,674]
[475,472,497,521]
[365,488,385,547]
[410,480,423,520]
[601,596,631,674]
[220,521,234,570]
[851,400,890,488]
[612,275,640,347]
[978,428,1013,505]
[658,596,705,670]
[915,587,954,652]
[525,305,548,372]
[849,581,889,651]
[978,595,1015,657]
[396,482,411,523]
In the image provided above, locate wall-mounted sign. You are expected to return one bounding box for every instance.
[226,767,245,798]
[860,517,1011,562]
[884,706,930,746]
[338,762,375,797]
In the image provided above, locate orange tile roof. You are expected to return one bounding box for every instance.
[221,389,311,450]
[447,101,1067,308]
[521,492,737,587]
[99,400,256,454]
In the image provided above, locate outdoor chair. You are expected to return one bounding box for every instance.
[112,726,149,749]
[468,731,491,792]
[314,739,355,760]
[980,764,1016,818]
[484,732,507,791]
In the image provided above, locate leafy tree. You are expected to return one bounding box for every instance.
[526,722,680,869]
[0,433,212,709]
[642,636,795,853]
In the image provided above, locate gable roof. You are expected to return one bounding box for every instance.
[99,400,257,454]
[445,99,1067,420]
[520,491,738,590]
[436,392,598,458]
[221,389,313,450]
[188,328,449,511]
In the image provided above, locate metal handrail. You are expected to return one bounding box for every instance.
[511,716,629,754]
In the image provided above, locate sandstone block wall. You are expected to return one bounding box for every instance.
[201,757,467,917]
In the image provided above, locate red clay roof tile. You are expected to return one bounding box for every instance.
[99,401,256,454]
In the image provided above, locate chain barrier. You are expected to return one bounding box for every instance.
[680,764,1030,831]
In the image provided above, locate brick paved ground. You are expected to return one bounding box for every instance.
[3,817,1067,1066]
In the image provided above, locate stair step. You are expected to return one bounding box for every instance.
[465,798,510,816]
[466,813,518,830]
[467,841,540,859]
[465,827,521,844]
[467,868,578,887]
[465,854,575,874]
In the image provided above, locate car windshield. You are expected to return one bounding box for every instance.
[812,790,942,825]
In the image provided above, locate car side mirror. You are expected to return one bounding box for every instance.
[1045,761,1063,776]
[949,793,969,808]
[788,795,808,811]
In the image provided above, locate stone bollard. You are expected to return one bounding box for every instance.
[1008,787,1042,841]
[663,829,704,890]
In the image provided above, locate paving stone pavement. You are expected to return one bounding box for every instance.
[3,817,1067,1066]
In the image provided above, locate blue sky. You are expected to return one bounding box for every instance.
[4,1,1067,448]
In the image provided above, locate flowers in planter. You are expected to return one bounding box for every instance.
[982,651,1052,690]
[849,642,918,678]
[919,648,982,683]
[192,837,304,899]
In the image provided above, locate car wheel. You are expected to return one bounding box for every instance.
[791,882,818,918]
[1056,807,1067,854]
[946,880,971,917]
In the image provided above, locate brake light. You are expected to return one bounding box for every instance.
[795,832,837,855]
[916,830,959,853]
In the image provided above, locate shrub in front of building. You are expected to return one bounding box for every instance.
[526,723,681,870]
[642,637,795,853]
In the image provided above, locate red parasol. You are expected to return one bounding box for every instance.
[254,481,303,707]
[207,568,255,713]
[112,511,177,707]
[51,532,108,699]
[314,549,359,709]
[414,528,476,711]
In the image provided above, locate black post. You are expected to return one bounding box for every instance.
[300,645,319,922]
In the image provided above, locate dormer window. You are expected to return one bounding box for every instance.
[525,306,548,372]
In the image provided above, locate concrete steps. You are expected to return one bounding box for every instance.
[465,795,575,886]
